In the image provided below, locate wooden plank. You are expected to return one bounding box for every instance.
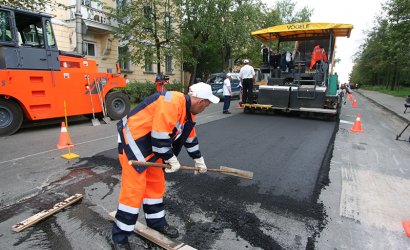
[108,211,197,250]
[12,193,83,232]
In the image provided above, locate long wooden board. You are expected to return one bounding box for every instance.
[108,211,196,250]
[12,193,84,232]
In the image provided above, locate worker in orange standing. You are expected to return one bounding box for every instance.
[112,82,219,250]
[310,45,328,70]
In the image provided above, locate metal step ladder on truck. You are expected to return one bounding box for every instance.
[0,6,131,136]
[244,22,353,119]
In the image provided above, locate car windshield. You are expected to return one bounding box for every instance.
[207,73,240,85]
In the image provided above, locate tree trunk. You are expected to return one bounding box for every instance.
[390,61,398,91]
[189,63,198,86]
[394,70,400,91]
[221,43,231,71]
[156,42,161,74]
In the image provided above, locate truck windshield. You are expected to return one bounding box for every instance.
[15,12,44,48]
[0,10,13,42]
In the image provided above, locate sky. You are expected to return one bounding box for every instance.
[262,0,385,83]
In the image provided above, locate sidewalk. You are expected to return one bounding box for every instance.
[356,89,410,123]
[317,89,410,249]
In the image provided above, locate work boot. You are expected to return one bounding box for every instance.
[113,241,131,250]
[157,224,179,238]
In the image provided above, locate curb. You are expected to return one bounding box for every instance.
[356,90,410,123]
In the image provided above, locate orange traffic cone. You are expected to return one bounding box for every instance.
[403,221,410,237]
[350,114,364,132]
[352,99,358,108]
[348,93,353,101]
[57,122,74,149]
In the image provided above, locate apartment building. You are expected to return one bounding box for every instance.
[49,0,182,83]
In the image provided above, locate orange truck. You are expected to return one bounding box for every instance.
[0,6,130,136]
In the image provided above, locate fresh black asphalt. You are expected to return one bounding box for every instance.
[0,112,338,249]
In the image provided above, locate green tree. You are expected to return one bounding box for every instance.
[1,0,49,10]
[351,0,410,89]
[180,0,311,84]
[108,0,180,75]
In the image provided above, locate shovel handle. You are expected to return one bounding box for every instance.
[128,160,232,173]
[128,160,199,171]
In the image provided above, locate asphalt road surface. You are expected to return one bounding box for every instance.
[0,100,338,249]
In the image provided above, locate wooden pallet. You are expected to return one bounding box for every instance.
[108,211,196,250]
[12,193,84,232]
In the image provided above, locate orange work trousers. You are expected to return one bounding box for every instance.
[118,153,165,208]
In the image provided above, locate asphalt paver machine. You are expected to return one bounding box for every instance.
[245,22,353,119]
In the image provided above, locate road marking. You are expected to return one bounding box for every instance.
[1,110,235,166]
[0,135,116,165]
[340,119,354,125]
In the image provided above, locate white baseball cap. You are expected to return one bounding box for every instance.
[243,59,249,64]
[189,82,220,104]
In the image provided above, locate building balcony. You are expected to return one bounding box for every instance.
[67,5,117,33]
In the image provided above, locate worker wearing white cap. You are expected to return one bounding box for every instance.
[113,82,219,250]
[239,59,255,105]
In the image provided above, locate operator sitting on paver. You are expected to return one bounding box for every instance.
[310,45,328,70]
[112,82,219,250]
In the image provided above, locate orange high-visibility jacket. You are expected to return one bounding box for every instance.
[117,91,200,172]
[310,45,328,69]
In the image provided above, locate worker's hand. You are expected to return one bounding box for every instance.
[194,157,207,173]
[164,155,181,173]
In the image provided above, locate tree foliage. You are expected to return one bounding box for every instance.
[107,0,180,74]
[177,0,311,84]
[1,0,48,10]
[351,0,410,89]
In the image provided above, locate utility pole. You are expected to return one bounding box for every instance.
[75,0,83,54]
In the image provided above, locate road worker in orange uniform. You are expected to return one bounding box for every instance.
[310,45,328,70]
[112,82,219,250]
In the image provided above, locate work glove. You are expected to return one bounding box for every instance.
[194,157,207,174]
[164,155,181,173]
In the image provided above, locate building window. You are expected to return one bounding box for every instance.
[84,41,96,56]
[82,0,91,7]
[143,5,153,31]
[164,13,171,39]
[118,46,131,71]
[144,51,153,72]
[165,55,173,73]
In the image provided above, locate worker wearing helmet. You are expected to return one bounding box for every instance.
[112,82,219,250]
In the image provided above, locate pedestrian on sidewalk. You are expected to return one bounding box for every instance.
[223,73,233,114]
[239,59,255,105]
[112,82,219,250]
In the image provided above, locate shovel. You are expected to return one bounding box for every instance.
[128,160,254,180]
[95,79,111,124]
[86,76,101,126]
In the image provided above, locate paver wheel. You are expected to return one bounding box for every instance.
[0,99,23,136]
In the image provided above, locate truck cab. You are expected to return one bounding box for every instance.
[0,6,60,71]
[0,6,130,136]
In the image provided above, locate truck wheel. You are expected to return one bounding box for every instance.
[105,92,131,120]
[0,99,23,136]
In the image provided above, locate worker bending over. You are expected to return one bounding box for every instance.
[112,82,219,250]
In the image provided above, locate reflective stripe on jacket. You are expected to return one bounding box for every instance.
[117,91,201,173]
